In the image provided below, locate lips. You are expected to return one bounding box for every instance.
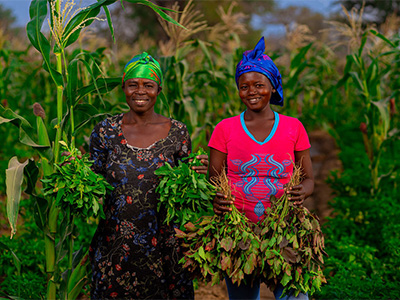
[132,99,149,105]
[248,97,261,104]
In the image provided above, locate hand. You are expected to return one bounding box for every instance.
[213,192,234,215]
[285,184,307,206]
[191,154,209,175]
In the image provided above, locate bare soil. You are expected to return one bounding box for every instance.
[194,130,341,300]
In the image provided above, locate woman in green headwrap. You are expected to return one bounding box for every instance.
[88,52,208,299]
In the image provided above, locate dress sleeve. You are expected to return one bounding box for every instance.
[174,122,192,164]
[295,120,311,151]
[89,121,108,177]
[208,120,228,154]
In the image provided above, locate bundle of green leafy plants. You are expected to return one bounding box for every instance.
[154,148,215,229]
[41,141,113,219]
[258,165,327,296]
[175,206,262,287]
[174,168,262,286]
[175,164,327,295]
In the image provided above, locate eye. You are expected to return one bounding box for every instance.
[256,84,264,88]
[240,85,248,90]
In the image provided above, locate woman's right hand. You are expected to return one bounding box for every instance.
[213,192,234,215]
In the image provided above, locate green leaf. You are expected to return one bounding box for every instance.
[0,105,52,159]
[6,157,29,238]
[371,98,390,137]
[220,237,233,252]
[76,77,121,101]
[103,5,115,44]
[62,0,117,49]
[27,0,63,87]
[124,0,187,30]
[369,29,397,48]
[0,241,21,275]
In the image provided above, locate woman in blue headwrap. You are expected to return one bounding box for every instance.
[88,52,208,299]
[208,37,314,300]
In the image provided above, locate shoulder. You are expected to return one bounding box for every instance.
[93,113,122,130]
[277,113,305,127]
[214,115,241,130]
[171,118,188,130]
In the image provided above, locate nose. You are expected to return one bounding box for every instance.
[135,84,146,94]
[248,85,257,95]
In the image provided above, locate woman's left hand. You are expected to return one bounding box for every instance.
[191,154,209,175]
[286,184,307,206]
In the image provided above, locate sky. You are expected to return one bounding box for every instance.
[0,0,337,28]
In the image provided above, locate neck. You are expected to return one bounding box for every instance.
[123,110,158,125]
[244,107,274,120]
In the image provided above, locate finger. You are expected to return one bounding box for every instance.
[191,165,207,170]
[288,195,304,201]
[200,159,209,166]
[196,155,208,159]
[293,200,304,206]
[213,207,223,215]
[215,204,232,212]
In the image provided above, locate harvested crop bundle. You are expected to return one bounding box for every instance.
[258,163,327,296]
[175,169,262,287]
[155,148,215,229]
[41,141,113,219]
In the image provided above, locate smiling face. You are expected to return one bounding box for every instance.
[123,78,161,114]
[238,71,276,113]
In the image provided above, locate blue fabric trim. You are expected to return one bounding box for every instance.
[240,111,279,145]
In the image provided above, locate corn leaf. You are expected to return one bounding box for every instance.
[6,157,29,238]
[27,0,63,87]
[0,241,21,275]
[0,106,52,160]
[62,0,117,49]
[124,0,187,30]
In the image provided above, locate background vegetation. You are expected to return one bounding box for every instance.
[0,0,399,299]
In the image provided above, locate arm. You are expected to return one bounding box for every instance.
[287,148,314,206]
[209,147,233,214]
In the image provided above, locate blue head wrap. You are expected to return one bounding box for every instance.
[235,37,284,106]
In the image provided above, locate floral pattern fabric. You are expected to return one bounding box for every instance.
[89,114,194,299]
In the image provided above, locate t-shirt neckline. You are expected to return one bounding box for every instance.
[240,111,279,145]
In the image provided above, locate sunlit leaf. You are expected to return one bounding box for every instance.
[6,157,29,238]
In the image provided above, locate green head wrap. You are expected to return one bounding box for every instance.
[122,52,163,86]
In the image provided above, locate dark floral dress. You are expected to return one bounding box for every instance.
[89,114,194,299]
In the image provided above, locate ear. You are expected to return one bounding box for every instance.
[157,86,162,95]
[272,89,276,93]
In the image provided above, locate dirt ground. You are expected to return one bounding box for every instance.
[194,130,341,300]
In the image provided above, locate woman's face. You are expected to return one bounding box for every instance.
[238,72,275,113]
[123,78,161,114]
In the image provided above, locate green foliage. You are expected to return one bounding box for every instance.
[260,194,326,296]
[175,205,261,287]
[41,142,112,219]
[0,224,46,299]
[155,148,215,228]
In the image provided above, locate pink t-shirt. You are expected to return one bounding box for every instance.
[208,111,311,223]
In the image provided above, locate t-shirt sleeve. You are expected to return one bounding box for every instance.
[89,121,108,177]
[295,120,311,151]
[208,120,228,154]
